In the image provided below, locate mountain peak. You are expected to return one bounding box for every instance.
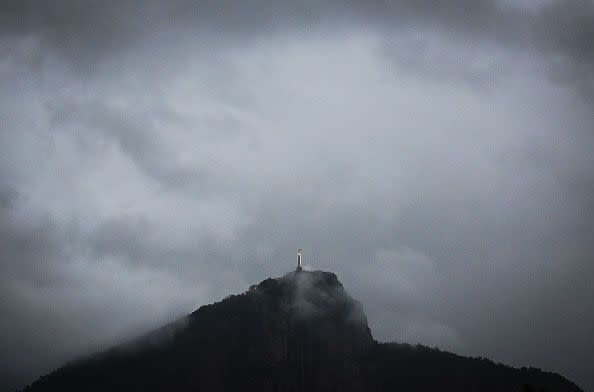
[241,270,367,331]
[23,270,583,392]
[249,270,347,311]
[250,269,341,293]
[190,269,373,353]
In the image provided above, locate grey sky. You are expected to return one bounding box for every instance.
[1,1,593,391]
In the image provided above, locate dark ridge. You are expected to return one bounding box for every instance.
[21,270,583,392]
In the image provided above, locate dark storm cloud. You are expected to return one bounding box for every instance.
[533,1,594,99]
[1,1,593,392]
[2,0,592,97]
[0,187,18,209]
[47,98,218,189]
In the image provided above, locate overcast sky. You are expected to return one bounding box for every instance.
[1,1,593,391]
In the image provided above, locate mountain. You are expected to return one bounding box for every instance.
[22,270,582,391]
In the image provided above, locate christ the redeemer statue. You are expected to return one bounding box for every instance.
[296,249,303,272]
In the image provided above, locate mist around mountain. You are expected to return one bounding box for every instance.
[21,271,583,391]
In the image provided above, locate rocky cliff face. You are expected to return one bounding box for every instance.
[177,270,373,391]
[22,271,582,392]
